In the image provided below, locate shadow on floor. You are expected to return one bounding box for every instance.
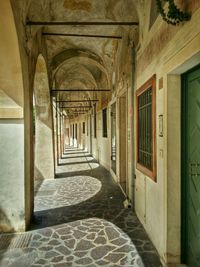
[30,152,162,267]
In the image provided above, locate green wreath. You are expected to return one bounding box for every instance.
[156,0,191,25]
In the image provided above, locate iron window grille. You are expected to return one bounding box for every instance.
[102,108,108,138]
[136,75,156,181]
[75,123,77,139]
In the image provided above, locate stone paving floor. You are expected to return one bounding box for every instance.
[0,147,163,267]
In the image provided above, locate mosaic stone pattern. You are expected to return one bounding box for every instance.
[0,147,163,267]
[34,176,102,211]
[0,218,144,267]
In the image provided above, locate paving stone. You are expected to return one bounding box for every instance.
[55,245,71,255]
[48,239,61,246]
[64,239,75,249]
[94,236,107,245]
[75,239,95,251]
[96,259,110,265]
[75,257,93,265]
[73,230,87,239]
[32,234,42,241]
[77,226,88,231]
[66,256,74,261]
[111,237,127,246]
[45,251,60,258]
[35,259,47,264]
[114,244,134,253]
[52,263,72,267]
[61,235,73,240]
[104,252,125,263]
[39,246,53,251]
[51,255,64,262]
[91,245,116,260]
[38,229,53,238]
[86,233,96,240]
[104,227,120,240]
[98,230,105,236]
[74,251,88,257]
[56,228,70,236]
[52,233,60,239]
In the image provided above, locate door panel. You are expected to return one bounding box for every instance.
[111,103,116,173]
[119,95,127,193]
[183,65,200,267]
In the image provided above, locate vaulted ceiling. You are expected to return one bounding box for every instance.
[14,0,140,117]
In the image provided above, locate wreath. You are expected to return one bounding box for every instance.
[156,0,191,25]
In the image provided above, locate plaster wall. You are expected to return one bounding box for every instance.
[0,1,27,232]
[0,1,24,110]
[134,6,200,265]
[0,120,25,232]
[96,110,110,171]
[34,55,54,180]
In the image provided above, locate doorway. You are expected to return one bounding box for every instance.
[111,103,116,174]
[119,94,127,193]
[182,64,200,267]
[90,115,93,154]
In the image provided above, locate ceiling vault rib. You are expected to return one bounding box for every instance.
[26,21,139,26]
[43,32,122,39]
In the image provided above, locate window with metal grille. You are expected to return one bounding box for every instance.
[102,108,107,138]
[136,75,156,181]
[87,117,89,136]
[83,122,85,134]
[75,123,77,139]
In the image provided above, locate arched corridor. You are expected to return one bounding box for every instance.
[1,0,200,266]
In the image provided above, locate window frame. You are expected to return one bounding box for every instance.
[102,108,108,138]
[93,104,97,138]
[83,122,85,134]
[136,74,157,181]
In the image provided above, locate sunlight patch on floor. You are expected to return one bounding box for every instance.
[34,176,102,212]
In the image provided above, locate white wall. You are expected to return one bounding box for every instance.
[0,120,25,232]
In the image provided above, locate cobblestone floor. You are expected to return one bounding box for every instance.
[0,147,163,267]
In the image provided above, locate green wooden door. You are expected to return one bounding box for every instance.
[182,65,200,267]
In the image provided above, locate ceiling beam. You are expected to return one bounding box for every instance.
[43,32,122,39]
[66,113,87,115]
[56,100,99,103]
[63,110,90,112]
[62,106,91,108]
[27,21,139,26]
[51,89,110,92]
